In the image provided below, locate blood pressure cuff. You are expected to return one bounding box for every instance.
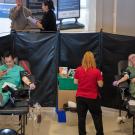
[20,71,29,77]
[123,69,135,79]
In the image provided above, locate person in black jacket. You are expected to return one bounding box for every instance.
[37,0,57,31]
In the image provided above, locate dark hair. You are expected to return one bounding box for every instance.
[3,51,15,59]
[43,0,55,10]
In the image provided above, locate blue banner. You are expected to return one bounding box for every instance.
[58,0,79,11]
[0,3,16,18]
[57,0,80,19]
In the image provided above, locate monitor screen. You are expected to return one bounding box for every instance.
[0,3,16,18]
[57,0,80,20]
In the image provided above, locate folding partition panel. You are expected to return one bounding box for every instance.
[59,32,101,68]
[101,32,135,108]
[14,32,58,106]
[0,34,13,56]
[1,32,135,108]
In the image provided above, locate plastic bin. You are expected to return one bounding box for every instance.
[57,110,66,123]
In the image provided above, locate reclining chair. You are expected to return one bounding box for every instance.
[0,58,35,135]
[115,60,135,135]
[1,57,35,105]
[115,60,130,123]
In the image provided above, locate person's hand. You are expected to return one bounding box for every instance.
[29,83,36,90]
[131,78,135,83]
[16,5,22,11]
[36,21,44,30]
[0,70,7,77]
[113,80,119,86]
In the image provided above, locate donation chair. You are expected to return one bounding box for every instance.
[115,60,129,122]
[0,58,34,135]
[115,60,135,135]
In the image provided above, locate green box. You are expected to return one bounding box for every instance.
[58,76,77,90]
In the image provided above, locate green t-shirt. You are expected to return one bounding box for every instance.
[126,66,135,98]
[0,64,24,92]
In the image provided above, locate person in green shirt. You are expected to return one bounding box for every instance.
[114,54,135,98]
[0,52,35,107]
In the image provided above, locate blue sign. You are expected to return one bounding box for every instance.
[0,3,16,18]
[58,0,79,11]
[57,0,80,19]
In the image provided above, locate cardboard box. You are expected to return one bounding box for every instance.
[58,90,76,109]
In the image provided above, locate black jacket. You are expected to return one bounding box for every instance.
[41,10,57,31]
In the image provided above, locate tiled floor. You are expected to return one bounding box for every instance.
[0,107,133,135]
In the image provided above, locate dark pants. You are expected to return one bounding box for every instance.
[76,97,104,135]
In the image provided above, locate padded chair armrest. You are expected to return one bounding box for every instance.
[114,75,122,80]
[118,81,129,89]
[114,75,129,89]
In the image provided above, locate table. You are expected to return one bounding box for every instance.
[58,76,77,109]
[0,100,29,135]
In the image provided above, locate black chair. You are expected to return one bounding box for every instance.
[114,60,130,123]
[0,59,35,135]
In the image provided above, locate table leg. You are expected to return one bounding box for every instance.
[133,115,135,135]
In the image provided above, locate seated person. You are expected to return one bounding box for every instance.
[114,54,135,99]
[0,51,35,107]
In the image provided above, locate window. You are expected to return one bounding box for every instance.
[0,0,15,4]
[80,0,87,8]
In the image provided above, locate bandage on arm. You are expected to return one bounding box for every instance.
[22,76,31,86]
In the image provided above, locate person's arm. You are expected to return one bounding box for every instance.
[74,68,79,84]
[26,16,44,29]
[130,78,135,83]
[36,21,44,30]
[97,70,104,87]
[38,15,46,30]
[25,8,32,17]
[116,74,129,85]
[97,80,103,87]
[9,6,21,20]
[0,70,7,78]
[74,79,78,84]
[22,76,35,90]
[0,65,7,78]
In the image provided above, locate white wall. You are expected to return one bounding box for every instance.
[117,0,135,36]
[86,0,96,32]
[96,0,114,33]
[96,0,135,36]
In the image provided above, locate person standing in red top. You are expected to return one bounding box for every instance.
[74,51,104,135]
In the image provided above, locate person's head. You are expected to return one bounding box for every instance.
[42,0,55,12]
[81,51,96,69]
[16,0,23,6]
[128,54,135,67]
[3,52,15,68]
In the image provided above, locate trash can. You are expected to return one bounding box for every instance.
[57,110,66,123]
